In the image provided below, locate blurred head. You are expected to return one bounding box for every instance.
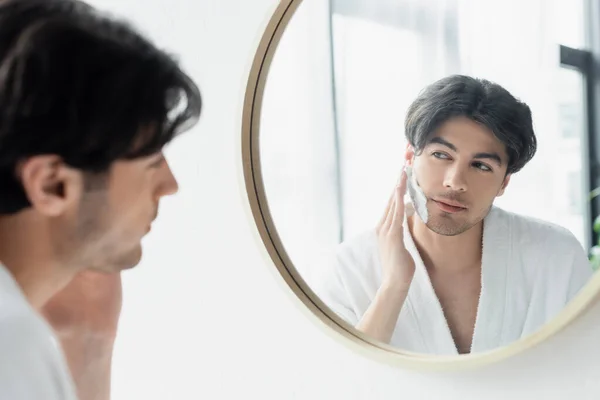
[404,75,536,236]
[0,0,201,271]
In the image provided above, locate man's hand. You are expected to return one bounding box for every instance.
[355,168,415,344]
[41,270,123,400]
[376,168,416,288]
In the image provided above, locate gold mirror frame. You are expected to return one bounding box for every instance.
[239,0,600,371]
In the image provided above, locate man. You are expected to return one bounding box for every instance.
[0,0,201,398]
[316,75,594,355]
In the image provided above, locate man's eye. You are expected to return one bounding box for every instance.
[473,162,492,172]
[432,151,449,159]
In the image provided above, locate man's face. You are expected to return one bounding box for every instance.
[406,116,510,236]
[70,152,179,272]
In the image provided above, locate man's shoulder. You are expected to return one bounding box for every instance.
[336,229,378,256]
[492,206,583,251]
[0,295,76,399]
[333,229,380,275]
[0,274,64,365]
[0,298,58,352]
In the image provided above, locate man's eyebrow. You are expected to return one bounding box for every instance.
[429,137,457,151]
[473,152,503,166]
[428,137,503,165]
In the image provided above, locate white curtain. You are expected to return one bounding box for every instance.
[260,0,340,283]
[260,0,588,283]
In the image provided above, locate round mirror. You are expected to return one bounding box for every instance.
[242,0,600,369]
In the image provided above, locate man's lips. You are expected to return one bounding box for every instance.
[433,199,467,213]
[146,211,158,233]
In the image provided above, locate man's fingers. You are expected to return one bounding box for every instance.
[390,169,408,230]
[377,186,396,231]
[397,167,408,197]
[381,192,396,232]
[377,168,407,233]
[390,181,406,230]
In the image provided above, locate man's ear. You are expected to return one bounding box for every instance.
[405,143,415,166]
[497,174,511,197]
[17,155,84,216]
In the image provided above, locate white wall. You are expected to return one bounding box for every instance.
[85,0,600,398]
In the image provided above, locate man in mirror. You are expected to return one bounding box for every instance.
[316,75,594,355]
[0,0,201,398]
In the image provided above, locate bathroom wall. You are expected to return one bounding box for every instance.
[86,0,600,398]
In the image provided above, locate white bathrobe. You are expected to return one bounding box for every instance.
[314,204,595,355]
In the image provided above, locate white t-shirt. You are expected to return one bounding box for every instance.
[0,264,78,400]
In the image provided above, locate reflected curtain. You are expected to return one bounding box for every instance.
[260,0,340,283]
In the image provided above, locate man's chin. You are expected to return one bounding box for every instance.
[118,248,143,271]
[426,217,479,237]
[89,246,143,273]
[425,216,461,235]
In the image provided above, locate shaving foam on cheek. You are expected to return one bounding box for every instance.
[405,165,429,223]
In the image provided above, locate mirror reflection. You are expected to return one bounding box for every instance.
[259,0,597,355]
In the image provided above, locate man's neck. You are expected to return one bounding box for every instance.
[408,215,483,273]
[0,214,74,309]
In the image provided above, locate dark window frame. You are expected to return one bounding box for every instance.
[560,45,595,250]
[561,0,600,251]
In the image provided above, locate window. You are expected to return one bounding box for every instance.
[559,0,596,250]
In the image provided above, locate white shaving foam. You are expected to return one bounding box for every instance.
[405,165,429,223]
